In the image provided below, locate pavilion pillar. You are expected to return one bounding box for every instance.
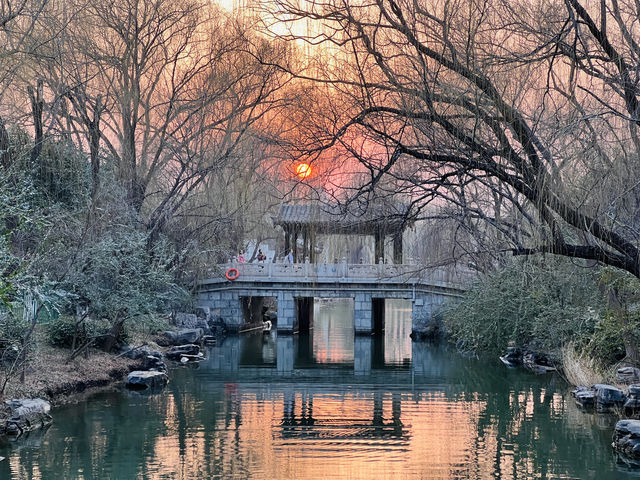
[309,228,316,263]
[393,233,403,264]
[293,226,300,262]
[303,227,309,261]
[284,226,291,256]
[374,229,385,264]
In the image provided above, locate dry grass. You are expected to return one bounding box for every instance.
[561,343,615,386]
[1,330,137,405]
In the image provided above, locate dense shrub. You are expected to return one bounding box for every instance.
[583,313,627,367]
[46,315,112,348]
[444,257,606,355]
[0,313,26,352]
[136,315,171,335]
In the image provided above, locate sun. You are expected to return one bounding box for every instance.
[295,163,312,178]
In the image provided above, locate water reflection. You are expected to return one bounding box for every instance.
[0,301,633,479]
[228,297,413,373]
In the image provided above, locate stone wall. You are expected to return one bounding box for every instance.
[200,291,243,331]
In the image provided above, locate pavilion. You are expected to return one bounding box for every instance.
[271,202,410,264]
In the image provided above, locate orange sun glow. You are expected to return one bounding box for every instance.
[296,163,312,178]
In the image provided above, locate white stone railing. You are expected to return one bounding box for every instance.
[208,262,477,290]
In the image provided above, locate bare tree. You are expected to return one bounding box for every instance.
[21,0,293,250]
[259,0,640,280]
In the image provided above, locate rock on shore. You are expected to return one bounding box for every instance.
[614,420,640,461]
[125,371,168,391]
[2,399,52,438]
[572,384,625,412]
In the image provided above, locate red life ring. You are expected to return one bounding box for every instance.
[225,268,240,281]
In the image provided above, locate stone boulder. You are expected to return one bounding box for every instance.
[207,317,228,336]
[617,367,640,384]
[195,307,210,322]
[159,328,203,346]
[624,385,640,413]
[614,419,640,461]
[4,399,52,437]
[165,344,200,361]
[499,346,521,367]
[522,352,556,374]
[179,353,204,363]
[572,384,626,411]
[175,312,209,331]
[118,345,163,361]
[572,386,596,409]
[126,371,168,391]
[174,312,198,328]
[410,324,439,341]
[142,355,167,373]
[593,384,626,412]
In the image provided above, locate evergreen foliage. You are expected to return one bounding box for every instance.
[444,257,606,358]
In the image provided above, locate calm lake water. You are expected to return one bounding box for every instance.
[0,299,635,479]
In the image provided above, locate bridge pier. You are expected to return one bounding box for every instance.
[201,291,243,332]
[354,293,374,334]
[411,293,447,334]
[277,292,296,333]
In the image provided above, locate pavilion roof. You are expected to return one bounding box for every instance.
[272,202,409,235]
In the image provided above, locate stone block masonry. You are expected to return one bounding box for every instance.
[197,265,467,335]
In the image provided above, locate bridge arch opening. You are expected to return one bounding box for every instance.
[240,296,277,332]
[295,297,314,334]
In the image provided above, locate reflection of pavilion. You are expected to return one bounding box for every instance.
[280,390,407,442]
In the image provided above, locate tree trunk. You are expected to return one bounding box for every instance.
[27,80,44,165]
[102,318,125,353]
[88,95,102,202]
[0,116,10,169]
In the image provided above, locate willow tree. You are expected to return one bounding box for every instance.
[261,0,640,279]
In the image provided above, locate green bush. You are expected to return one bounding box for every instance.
[583,313,626,367]
[444,256,606,355]
[0,312,27,352]
[47,315,113,349]
[135,314,170,335]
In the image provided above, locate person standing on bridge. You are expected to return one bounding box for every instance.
[285,250,294,263]
[237,250,246,263]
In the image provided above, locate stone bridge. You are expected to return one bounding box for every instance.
[197,262,475,334]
